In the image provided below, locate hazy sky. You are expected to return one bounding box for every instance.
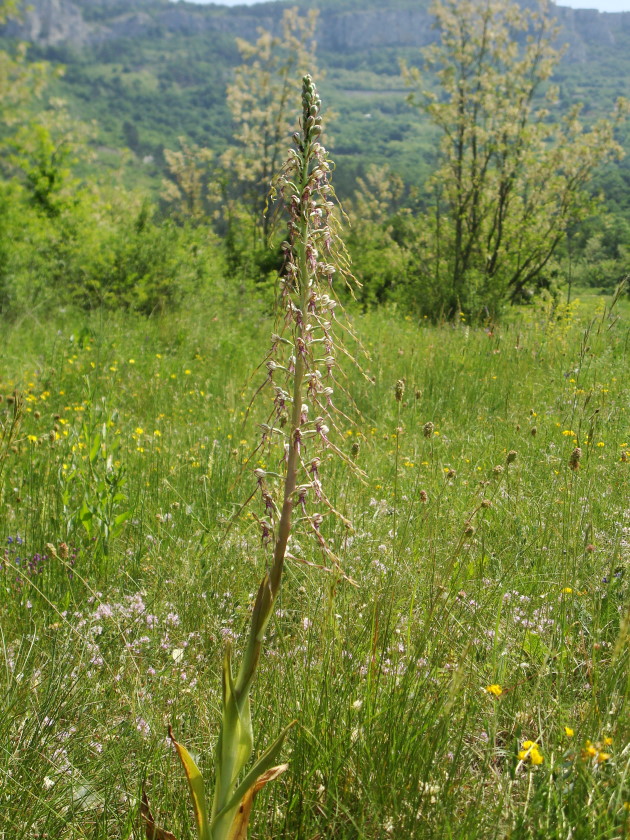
[556,0,630,9]
[181,0,630,10]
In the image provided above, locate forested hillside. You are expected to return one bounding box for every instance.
[3,0,630,200]
[1,0,629,318]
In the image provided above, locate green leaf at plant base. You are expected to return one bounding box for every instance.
[212,720,296,826]
[168,726,211,840]
[213,642,254,816]
[225,764,289,840]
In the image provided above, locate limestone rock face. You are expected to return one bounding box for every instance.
[155,6,274,41]
[1,0,629,61]
[322,9,435,51]
[2,0,93,45]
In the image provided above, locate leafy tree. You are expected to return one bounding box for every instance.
[0,0,63,308]
[0,1,210,316]
[0,4,52,131]
[0,0,16,22]
[567,214,630,292]
[122,119,140,152]
[403,0,630,318]
[159,8,320,284]
[347,164,415,306]
[162,136,216,224]
[5,98,96,218]
[222,6,319,239]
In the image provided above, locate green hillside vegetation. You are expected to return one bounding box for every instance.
[0,0,629,320]
[28,37,438,197]
[15,0,630,202]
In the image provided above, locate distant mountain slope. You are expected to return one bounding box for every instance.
[4,0,630,56]
[2,0,630,202]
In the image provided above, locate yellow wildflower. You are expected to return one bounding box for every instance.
[518,740,544,765]
[582,739,611,763]
[485,684,503,697]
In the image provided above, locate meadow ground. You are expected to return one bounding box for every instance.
[1,292,628,839]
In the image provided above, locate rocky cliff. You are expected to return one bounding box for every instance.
[2,0,92,45]
[3,0,630,61]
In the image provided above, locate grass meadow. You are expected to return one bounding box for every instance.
[1,292,628,839]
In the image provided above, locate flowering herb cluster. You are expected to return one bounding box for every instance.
[2,536,78,592]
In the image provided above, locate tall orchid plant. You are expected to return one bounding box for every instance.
[143,75,363,840]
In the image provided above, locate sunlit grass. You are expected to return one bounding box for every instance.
[0,292,628,839]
